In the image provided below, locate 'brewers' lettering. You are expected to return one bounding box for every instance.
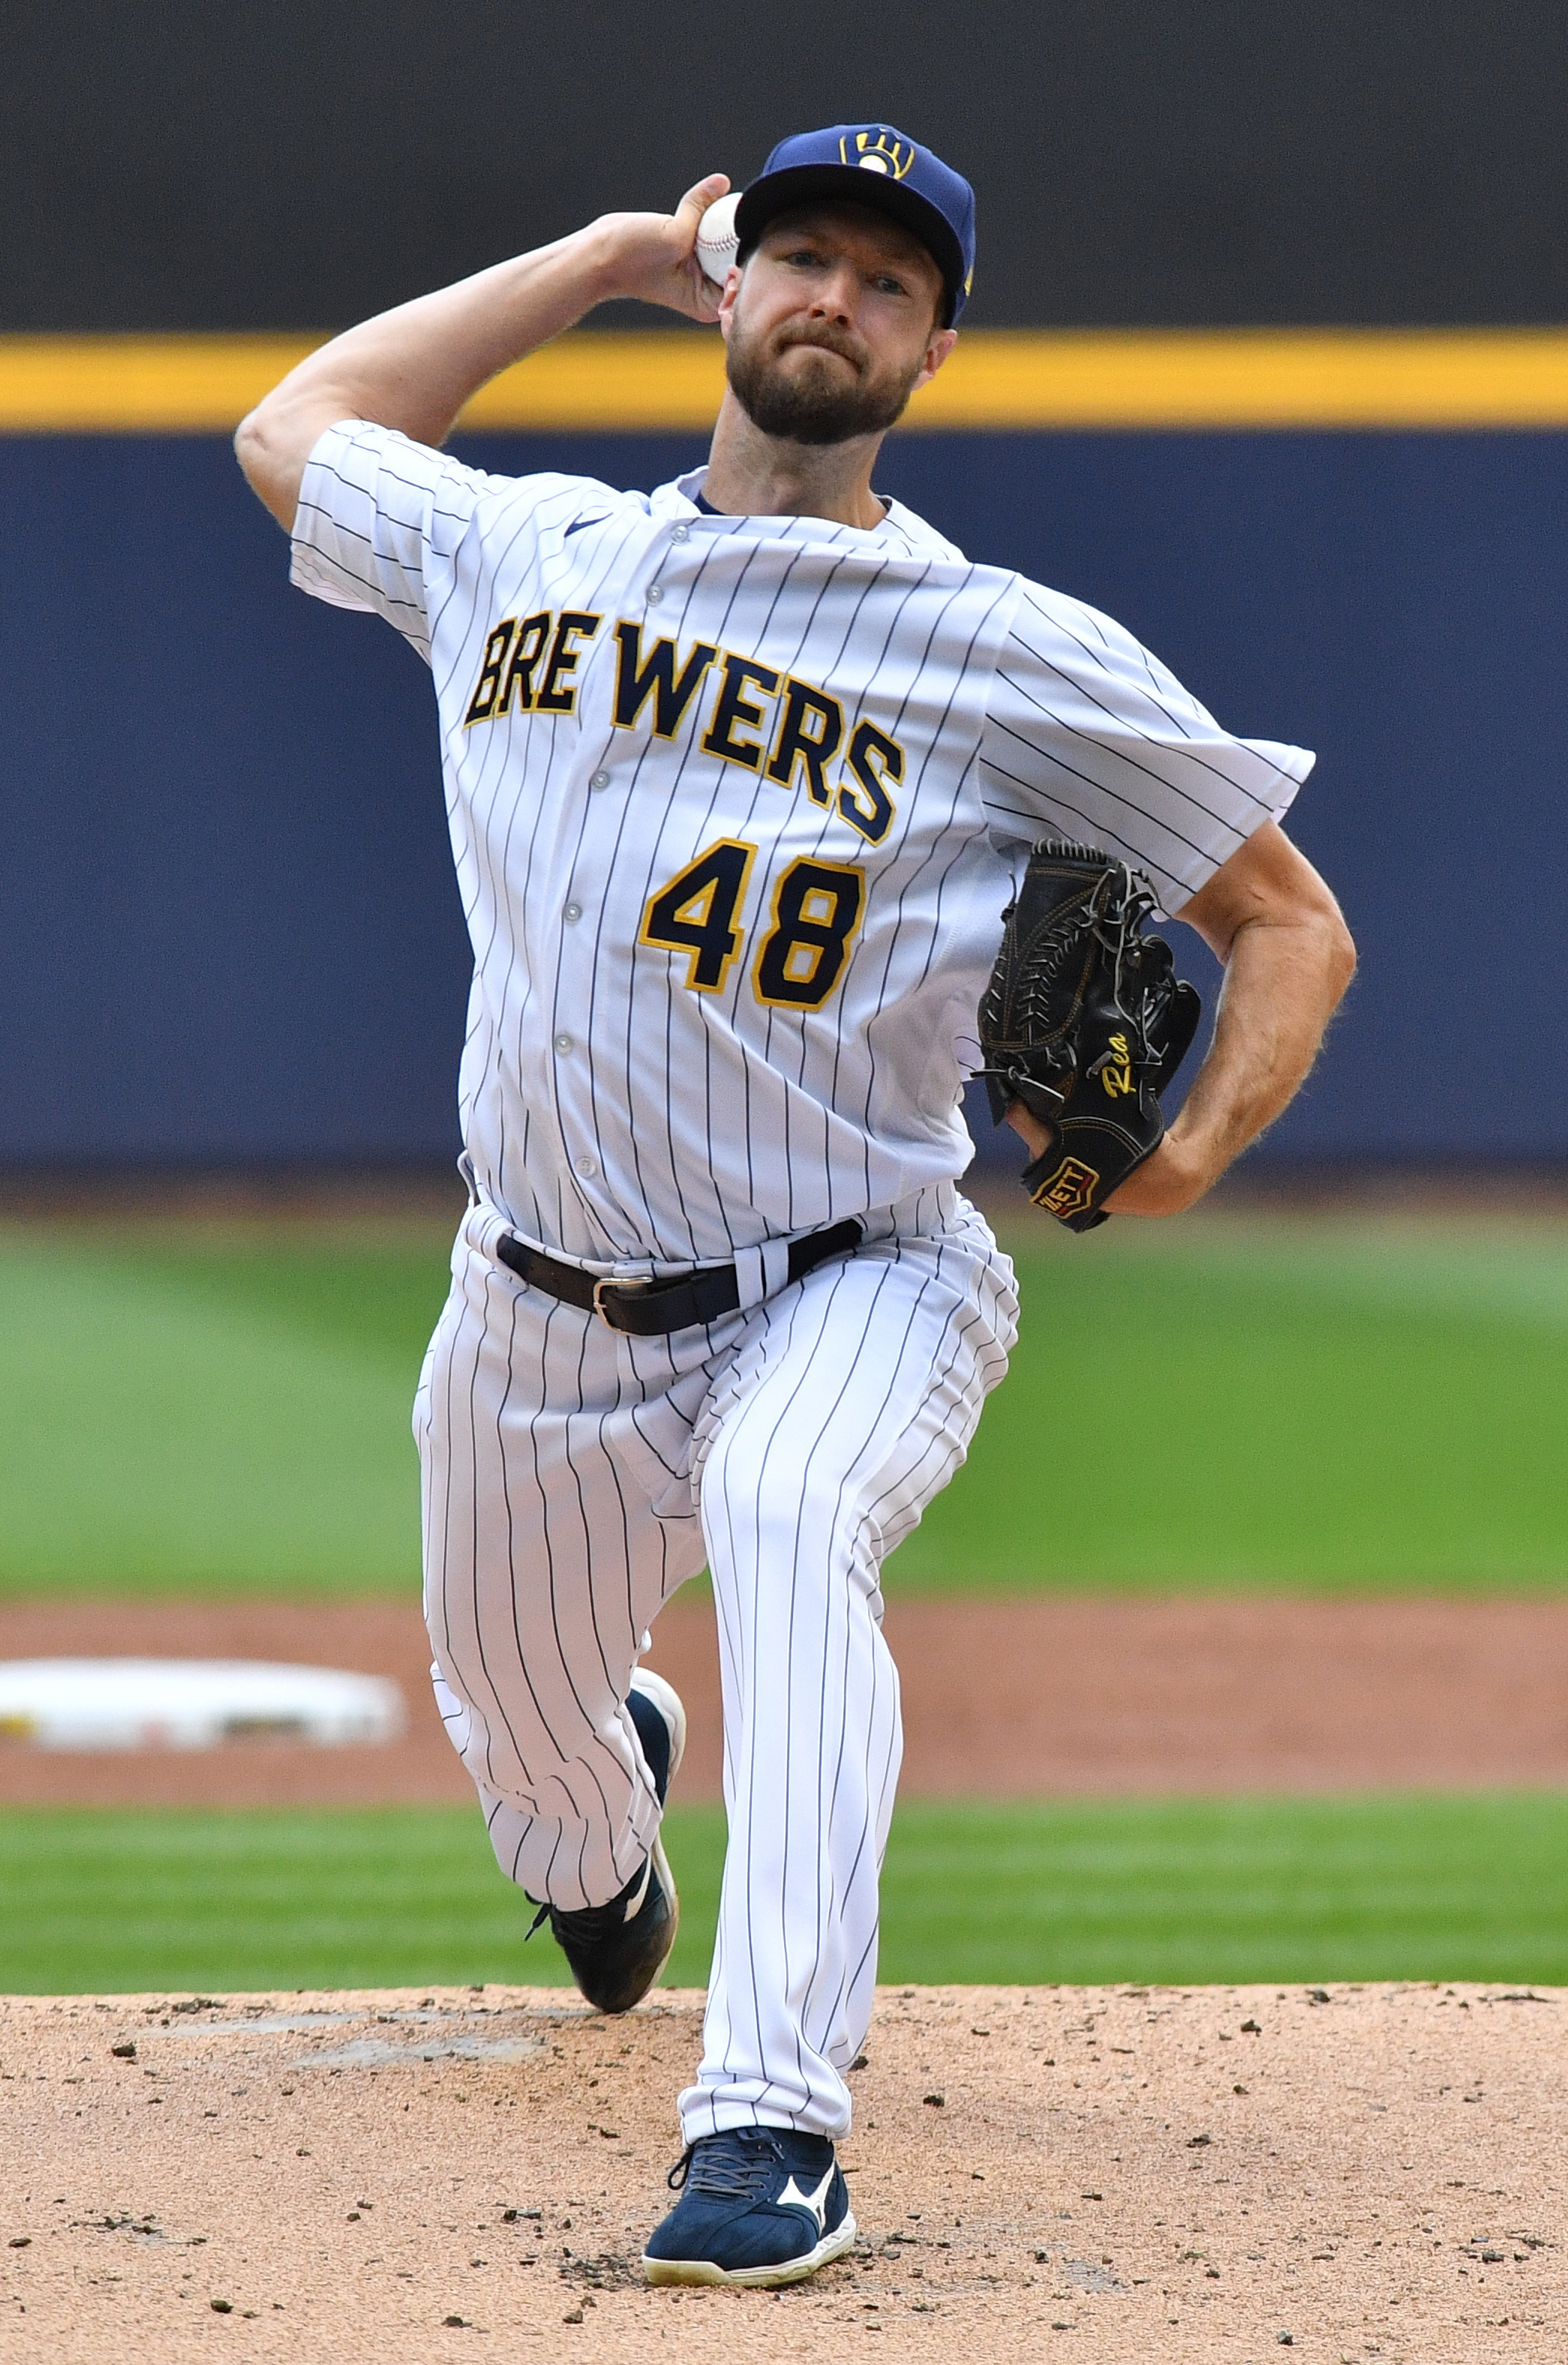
[464,618,518,726]
[535,612,602,713]
[701,654,782,770]
[496,612,553,715]
[612,624,719,738]
[765,679,846,804]
[837,719,903,845]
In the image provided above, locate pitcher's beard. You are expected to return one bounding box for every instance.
[725,325,921,446]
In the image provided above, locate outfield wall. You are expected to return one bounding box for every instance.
[8,0,1568,334]
[2,404,1565,1167]
[8,0,1568,1173]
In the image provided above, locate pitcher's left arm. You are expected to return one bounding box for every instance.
[1006,819,1356,1213]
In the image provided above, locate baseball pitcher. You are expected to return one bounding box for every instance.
[236,122,1354,2286]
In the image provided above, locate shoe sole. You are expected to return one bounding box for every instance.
[637,1829,680,2000]
[629,1667,686,1793]
[586,1670,684,2014]
[641,2212,858,2288]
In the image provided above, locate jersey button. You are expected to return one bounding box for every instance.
[563,903,582,925]
[554,1033,574,1056]
[670,523,689,542]
[589,768,610,792]
[575,1157,597,1179]
[646,584,665,605]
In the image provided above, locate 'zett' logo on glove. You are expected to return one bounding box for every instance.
[1031,1155,1101,1219]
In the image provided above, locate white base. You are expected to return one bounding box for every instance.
[0,1658,405,1750]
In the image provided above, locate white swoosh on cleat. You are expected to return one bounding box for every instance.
[777,2165,836,2234]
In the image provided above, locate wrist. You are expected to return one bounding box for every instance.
[573,212,654,307]
[1101,1128,1212,1218]
[494,219,627,320]
[1155,1125,1214,1204]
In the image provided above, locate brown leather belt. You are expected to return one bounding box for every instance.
[495,1219,864,1336]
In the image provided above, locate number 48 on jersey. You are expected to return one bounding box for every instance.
[640,840,865,1011]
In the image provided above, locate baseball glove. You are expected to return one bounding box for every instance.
[977,840,1203,1232]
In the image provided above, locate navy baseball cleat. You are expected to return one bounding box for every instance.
[528,1669,686,2015]
[641,2127,857,2286]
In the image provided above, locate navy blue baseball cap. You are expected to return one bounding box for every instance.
[733,123,976,324]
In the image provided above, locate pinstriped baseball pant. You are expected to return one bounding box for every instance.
[415,1181,1017,2143]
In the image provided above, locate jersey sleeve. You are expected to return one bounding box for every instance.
[289,419,503,665]
[979,578,1315,913]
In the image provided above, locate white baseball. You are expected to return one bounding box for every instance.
[694,191,741,289]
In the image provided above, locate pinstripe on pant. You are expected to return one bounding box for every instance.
[416,1182,1017,2141]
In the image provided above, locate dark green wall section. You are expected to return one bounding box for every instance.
[5,1,1568,330]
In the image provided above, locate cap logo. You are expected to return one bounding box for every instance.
[839,128,915,180]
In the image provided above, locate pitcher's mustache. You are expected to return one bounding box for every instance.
[775,325,867,371]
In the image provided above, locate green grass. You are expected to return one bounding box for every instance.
[0,1229,446,1594]
[3,1212,1568,1597]
[899,1218,1568,1590]
[6,1794,1568,1995]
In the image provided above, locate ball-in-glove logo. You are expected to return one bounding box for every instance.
[839,128,915,179]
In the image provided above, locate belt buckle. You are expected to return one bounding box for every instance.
[591,1274,651,1328]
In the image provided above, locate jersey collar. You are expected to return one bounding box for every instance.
[665,467,895,540]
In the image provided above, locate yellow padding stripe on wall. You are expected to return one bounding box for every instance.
[5,329,1568,432]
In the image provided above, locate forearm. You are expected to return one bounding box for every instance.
[1161,905,1348,1184]
[236,172,728,527]
[245,233,613,491]
[1109,824,1356,1213]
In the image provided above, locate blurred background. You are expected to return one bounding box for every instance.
[3,0,1568,1997]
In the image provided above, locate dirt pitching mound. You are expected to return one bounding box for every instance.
[2,1982,1562,2360]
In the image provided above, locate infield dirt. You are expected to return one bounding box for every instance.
[6,1595,1568,1805]
[2,1980,1563,2362]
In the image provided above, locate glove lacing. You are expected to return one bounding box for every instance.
[1087,864,1176,1088]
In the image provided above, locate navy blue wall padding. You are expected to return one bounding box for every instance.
[2,428,1564,1167]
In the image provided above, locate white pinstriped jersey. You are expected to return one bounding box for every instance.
[292,421,1313,1267]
